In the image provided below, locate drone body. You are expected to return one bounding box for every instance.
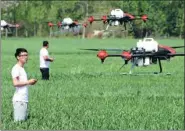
[47,17,88,36]
[61,17,74,29]
[0,20,19,30]
[57,17,83,30]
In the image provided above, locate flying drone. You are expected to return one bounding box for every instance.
[87,8,149,31]
[0,20,18,30]
[82,38,185,74]
[48,17,87,36]
[1,20,19,37]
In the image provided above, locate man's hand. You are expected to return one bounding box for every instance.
[50,58,54,62]
[13,78,37,87]
[28,79,37,85]
[44,56,54,62]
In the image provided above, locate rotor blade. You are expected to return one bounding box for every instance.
[167,53,185,56]
[80,49,100,51]
[80,48,127,51]
[105,49,127,51]
[170,46,185,48]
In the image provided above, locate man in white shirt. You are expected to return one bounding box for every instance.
[40,41,54,80]
[11,48,37,122]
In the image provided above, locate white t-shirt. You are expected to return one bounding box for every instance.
[40,48,50,68]
[11,64,28,102]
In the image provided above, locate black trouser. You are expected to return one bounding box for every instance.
[40,68,49,80]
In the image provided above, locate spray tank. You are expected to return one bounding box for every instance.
[133,38,159,66]
[110,9,124,26]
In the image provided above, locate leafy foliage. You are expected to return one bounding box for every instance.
[1,1,184,38]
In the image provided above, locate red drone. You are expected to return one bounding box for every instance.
[87,9,149,31]
[82,38,184,74]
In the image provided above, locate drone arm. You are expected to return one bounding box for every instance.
[88,16,104,24]
[131,53,185,59]
[107,55,122,57]
[124,22,127,30]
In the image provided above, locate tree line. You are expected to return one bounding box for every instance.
[1,1,184,38]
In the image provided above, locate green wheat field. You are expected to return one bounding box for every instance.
[1,37,184,130]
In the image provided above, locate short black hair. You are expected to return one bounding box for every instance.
[43,41,49,47]
[15,48,28,59]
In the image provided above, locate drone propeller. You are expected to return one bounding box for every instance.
[80,48,101,51]
[170,46,185,49]
[167,53,185,57]
[97,50,131,63]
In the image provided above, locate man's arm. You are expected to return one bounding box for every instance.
[43,56,53,62]
[12,77,37,87]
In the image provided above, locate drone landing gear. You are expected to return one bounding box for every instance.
[125,21,133,32]
[119,60,128,70]
[121,72,172,76]
[153,59,171,75]
[129,62,135,74]
[105,24,110,30]
[158,58,162,73]
[153,58,162,74]
[119,61,136,75]
[120,59,171,76]
[154,59,171,75]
